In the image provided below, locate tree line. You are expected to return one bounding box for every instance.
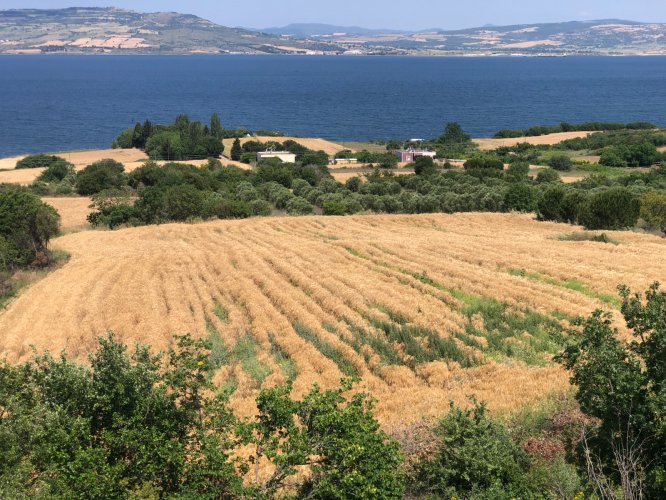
[494,121,658,139]
[113,114,246,161]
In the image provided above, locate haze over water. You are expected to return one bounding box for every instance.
[1,55,665,157]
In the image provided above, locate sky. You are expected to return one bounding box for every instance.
[1,0,665,31]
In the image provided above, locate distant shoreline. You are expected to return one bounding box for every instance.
[2,52,666,58]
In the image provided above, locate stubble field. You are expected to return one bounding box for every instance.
[1,212,663,425]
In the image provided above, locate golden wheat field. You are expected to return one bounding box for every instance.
[0,149,224,186]
[473,131,592,150]
[222,136,348,156]
[42,197,93,230]
[1,213,664,426]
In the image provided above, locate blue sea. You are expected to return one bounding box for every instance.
[1,55,665,157]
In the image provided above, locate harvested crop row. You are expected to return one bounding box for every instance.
[1,212,663,424]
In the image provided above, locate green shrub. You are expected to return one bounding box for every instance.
[413,156,436,176]
[249,199,272,216]
[87,190,138,229]
[255,379,405,498]
[464,156,504,171]
[599,149,627,167]
[504,183,536,212]
[537,185,567,221]
[579,187,640,230]
[547,154,573,171]
[561,190,588,224]
[505,161,530,182]
[286,196,314,215]
[414,401,530,498]
[640,191,666,233]
[76,159,126,195]
[0,185,60,268]
[322,200,347,215]
[160,184,206,221]
[16,154,66,169]
[535,168,561,184]
[557,284,666,497]
[36,160,75,183]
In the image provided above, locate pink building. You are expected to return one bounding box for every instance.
[395,149,437,162]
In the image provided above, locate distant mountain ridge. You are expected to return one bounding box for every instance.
[262,23,408,37]
[0,7,338,54]
[263,19,666,55]
[0,8,664,55]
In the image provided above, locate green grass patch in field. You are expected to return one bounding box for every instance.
[367,312,476,368]
[268,333,298,382]
[461,295,563,366]
[401,271,562,365]
[550,310,577,322]
[571,163,634,178]
[218,375,238,398]
[322,322,337,333]
[212,300,229,323]
[344,246,369,259]
[206,321,229,370]
[293,323,358,377]
[344,320,406,369]
[232,334,271,384]
[553,231,618,245]
[508,267,620,307]
[370,304,410,325]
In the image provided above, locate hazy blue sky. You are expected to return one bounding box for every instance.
[2,1,665,30]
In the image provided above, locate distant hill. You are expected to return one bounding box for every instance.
[265,19,666,56]
[262,23,407,37]
[0,7,340,54]
[354,19,666,55]
[0,8,664,55]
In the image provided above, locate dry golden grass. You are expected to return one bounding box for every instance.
[222,136,348,156]
[42,197,93,230]
[0,149,251,186]
[474,131,592,151]
[0,168,47,185]
[1,213,663,425]
[0,148,148,172]
[331,170,414,183]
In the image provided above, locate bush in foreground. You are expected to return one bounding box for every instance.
[0,335,404,498]
[558,283,666,498]
[414,400,529,497]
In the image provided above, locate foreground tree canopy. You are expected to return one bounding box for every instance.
[3,285,663,498]
[0,334,404,499]
[0,184,60,270]
[558,282,666,498]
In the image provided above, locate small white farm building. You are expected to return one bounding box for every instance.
[256,151,297,163]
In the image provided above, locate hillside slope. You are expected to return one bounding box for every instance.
[271,19,666,55]
[0,7,338,54]
[1,213,663,424]
[2,9,664,55]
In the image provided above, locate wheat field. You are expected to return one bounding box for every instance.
[42,197,93,230]
[473,131,592,151]
[1,213,664,425]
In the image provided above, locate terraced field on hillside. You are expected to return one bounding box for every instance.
[1,213,663,425]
